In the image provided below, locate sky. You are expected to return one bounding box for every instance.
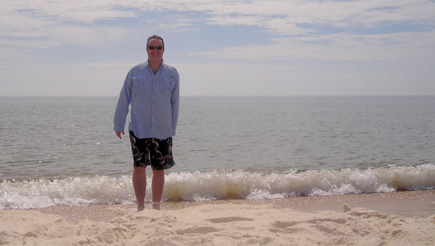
[1,0,435,96]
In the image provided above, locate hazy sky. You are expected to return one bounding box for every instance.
[1,0,434,96]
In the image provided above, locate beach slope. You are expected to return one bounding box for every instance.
[1,198,434,246]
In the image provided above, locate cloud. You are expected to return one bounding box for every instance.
[194,30,435,63]
[1,1,137,53]
[2,0,434,57]
[4,0,435,37]
[46,25,132,47]
[1,0,434,96]
[159,0,435,34]
[5,0,135,23]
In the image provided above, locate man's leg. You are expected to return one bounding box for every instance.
[152,169,165,210]
[133,167,146,211]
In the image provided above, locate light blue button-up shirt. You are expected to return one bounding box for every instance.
[114,61,180,140]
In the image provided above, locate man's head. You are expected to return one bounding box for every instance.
[146,35,165,63]
[147,35,164,48]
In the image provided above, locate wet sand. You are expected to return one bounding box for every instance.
[38,190,435,223]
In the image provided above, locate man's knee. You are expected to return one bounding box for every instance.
[152,170,164,177]
[133,167,146,176]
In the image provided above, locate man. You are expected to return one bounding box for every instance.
[114,35,180,211]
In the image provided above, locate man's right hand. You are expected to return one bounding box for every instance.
[115,131,125,139]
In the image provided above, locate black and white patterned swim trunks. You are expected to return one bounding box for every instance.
[129,131,175,170]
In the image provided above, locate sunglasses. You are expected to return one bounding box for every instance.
[148,45,163,50]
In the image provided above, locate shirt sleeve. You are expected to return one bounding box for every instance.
[113,71,132,132]
[171,69,180,135]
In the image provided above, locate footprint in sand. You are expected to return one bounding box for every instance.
[206,216,254,223]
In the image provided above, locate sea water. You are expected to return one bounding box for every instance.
[1,96,434,209]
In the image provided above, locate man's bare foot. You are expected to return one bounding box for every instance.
[137,205,145,212]
[152,202,160,210]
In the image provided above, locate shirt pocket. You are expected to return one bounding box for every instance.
[162,76,176,97]
[131,76,146,91]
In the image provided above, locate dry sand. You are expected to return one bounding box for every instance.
[1,191,434,246]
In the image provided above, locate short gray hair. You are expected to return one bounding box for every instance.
[147,35,164,48]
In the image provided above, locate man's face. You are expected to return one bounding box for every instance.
[146,38,164,63]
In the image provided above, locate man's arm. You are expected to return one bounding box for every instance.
[171,70,180,134]
[113,71,132,139]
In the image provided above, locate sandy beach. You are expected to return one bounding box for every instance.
[1,190,434,246]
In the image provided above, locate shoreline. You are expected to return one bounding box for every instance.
[1,190,434,246]
[36,190,435,223]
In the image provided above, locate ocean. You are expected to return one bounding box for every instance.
[1,96,434,209]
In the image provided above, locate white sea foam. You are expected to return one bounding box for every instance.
[0,176,136,209]
[1,164,433,209]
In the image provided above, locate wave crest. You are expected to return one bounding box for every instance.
[1,164,434,209]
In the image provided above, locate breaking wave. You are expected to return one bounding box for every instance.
[1,164,434,209]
